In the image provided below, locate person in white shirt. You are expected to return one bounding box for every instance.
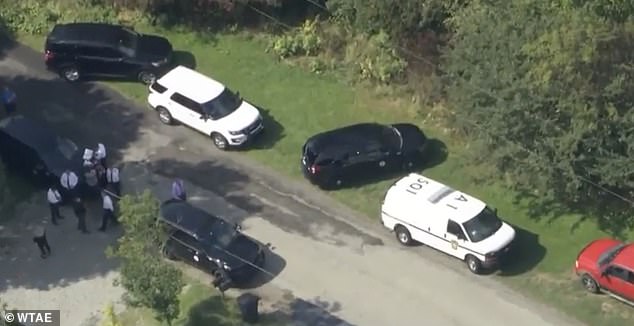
[47,186,64,225]
[98,191,116,232]
[106,166,121,196]
[82,148,95,168]
[60,170,79,197]
[95,143,107,167]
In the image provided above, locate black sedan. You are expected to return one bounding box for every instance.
[301,122,428,189]
[0,115,98,199]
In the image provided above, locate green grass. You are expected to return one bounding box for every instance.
[17,27,634,325]
[0,163,35,221]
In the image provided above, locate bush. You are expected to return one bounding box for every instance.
[345,31,407,84]
[269,18,322,58]
[0,0,137,36]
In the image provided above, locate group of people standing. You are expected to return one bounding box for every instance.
[35,143,121,259]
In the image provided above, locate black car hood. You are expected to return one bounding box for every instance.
[136,34,172,62]
[220,234,261,269]
[392,123,427,152]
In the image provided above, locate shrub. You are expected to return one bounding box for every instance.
[345,31,407,84]
[269,18,322,58]
[0,1,62,34]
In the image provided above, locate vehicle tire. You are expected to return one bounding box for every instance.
[162,247,177,261]
[60,66,80,82]
[581,274,600,293]
[156,106,173,125]
[211,268,223,279]
[465,255,482,274]
[138,71,156,85]
[394,225,413,246]
[211,133,228,150]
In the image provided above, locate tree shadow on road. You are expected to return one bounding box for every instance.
[261,295,354,326]
[0,44,146,293]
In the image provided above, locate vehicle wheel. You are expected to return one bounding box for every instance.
[465,255,482,274]
[156,106,173,125]
[138,71,156,85]
[394,225,413,246]
[211,269,223,279]
[211,133,228,150]
[60,66,80,82]
[581,274,600,293]
[162,247,177,261]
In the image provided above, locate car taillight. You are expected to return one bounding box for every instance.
[44,50,54,61]
[309,164,320,174]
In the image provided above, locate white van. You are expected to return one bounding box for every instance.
[381,173,515,274]
[147,65,263,150]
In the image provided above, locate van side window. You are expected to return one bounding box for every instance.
[447,220,466,240]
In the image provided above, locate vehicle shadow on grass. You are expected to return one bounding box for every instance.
[172,50,197,69]
[331,137,448,190]
[235,106,285,151]
[496,224,547,277]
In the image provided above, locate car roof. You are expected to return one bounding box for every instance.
[159,199,222,237]
[47,23,128,47]
[305,123,393,156]
[156,65,225,103]
[613,244,634,268]
[0,115,82,176]
[385,173,486,224]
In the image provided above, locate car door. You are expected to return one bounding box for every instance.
[168,92,205,132]
[170,230,205,269]
[74,45,106,75]
[445,219,469,259]
[603,265,634,301]
[94,47,135,77]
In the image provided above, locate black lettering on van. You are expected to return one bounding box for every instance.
[446,203,458,209]
[405,178,430,195]
[455,194,467,202]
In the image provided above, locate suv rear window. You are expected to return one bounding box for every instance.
[150,82,168,94]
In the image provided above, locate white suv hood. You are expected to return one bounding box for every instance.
[470,222,515,254]
[220,100,261,133]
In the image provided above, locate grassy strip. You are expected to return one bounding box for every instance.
[17,26,634,325]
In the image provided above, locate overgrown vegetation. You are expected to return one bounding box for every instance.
[106,191,184,326]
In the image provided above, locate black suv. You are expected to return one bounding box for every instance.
[159,199,265,286]
[44,23,173,84]
[301,123,428,189]
[0,115,98,199]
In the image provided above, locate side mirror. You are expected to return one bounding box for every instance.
[236,91,240,98]
[235,223,242,231]
[200,115,208,120]
[493,208,498,215]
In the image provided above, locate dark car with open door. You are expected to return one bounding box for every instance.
[301,123,428,189]
[0,115,99,200]
[159,199,266,287]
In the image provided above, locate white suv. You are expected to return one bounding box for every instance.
[147,65,263,150]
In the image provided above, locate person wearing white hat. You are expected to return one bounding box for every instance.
[32,226,51,259]
[94,143,107,167]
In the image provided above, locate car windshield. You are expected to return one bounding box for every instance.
[382,126,403,151]
[118,28,138,57]
[462,206,503,242]
[56,137,78,161]
[201,219,238,249]
[201,88,243,120]
[598,244,626,266]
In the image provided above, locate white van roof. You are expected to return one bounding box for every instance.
[386,173,486,224]
[156,65,225,103]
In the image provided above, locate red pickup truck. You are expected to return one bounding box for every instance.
[575,238,634,305]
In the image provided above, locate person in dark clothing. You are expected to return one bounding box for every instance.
[33,226,51,259]
[1,85,17,115]
[72,197,89,233]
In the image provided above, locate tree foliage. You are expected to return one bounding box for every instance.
[100,303,123,326]
[441,0,634,206]
[326,0,456,37]
[107,191,184,325]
